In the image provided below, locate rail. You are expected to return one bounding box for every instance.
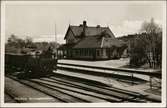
[57,62,162,89]
[57,62,161,78]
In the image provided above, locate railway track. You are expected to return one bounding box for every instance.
[5,60,161,103]
[5,53,161,103]
[6,71,160,103]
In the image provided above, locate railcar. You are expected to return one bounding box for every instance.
[5,53,57,79]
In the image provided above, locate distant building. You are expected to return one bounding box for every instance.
[58,21,127,60]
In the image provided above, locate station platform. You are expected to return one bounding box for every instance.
[58,58,129,68]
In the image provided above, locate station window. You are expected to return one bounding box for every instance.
[101,49,103,55]
[97,50,100,56]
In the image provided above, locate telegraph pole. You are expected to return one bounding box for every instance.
[55,23,57,47]
[55,22,58,59]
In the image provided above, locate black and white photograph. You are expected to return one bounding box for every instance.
[0,0,166,107]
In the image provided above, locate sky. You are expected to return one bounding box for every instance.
[4,1,165,44]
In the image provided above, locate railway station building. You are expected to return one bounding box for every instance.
[58,21,127,60]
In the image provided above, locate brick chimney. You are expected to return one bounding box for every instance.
[82,20,87,37]
[83,20,87,27]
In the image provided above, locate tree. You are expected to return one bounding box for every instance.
[6,34,37,54]
[130,18,162,68]
[140,18,162,34]
[129,35,147,67]
[25,36,36,48]
[7,34,26,48]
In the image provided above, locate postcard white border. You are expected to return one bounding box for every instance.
[1,1,166,107]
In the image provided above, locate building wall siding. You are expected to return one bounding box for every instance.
[96,49,108,59]
[58,48,123,60]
